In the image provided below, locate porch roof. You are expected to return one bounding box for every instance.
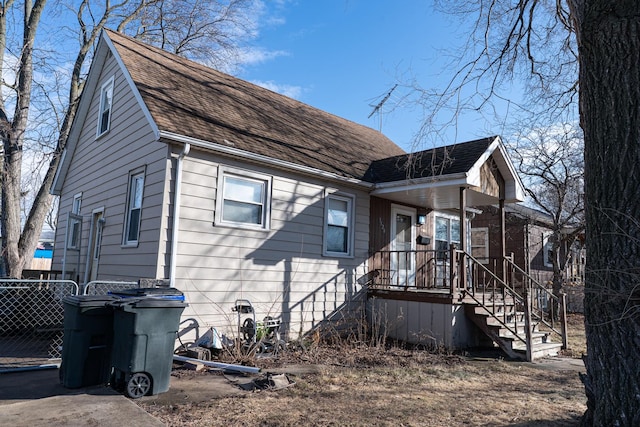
[367,136,525,209]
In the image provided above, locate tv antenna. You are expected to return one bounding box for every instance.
[368,84,398,132]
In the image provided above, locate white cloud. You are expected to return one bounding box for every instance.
[237,47,290,66]
[250,80,303,99]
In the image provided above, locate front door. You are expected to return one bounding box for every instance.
[390,206,416,287]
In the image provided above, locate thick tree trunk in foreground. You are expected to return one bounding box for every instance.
[572,1,640,425]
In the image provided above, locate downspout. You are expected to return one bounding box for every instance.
[169,143,190,288]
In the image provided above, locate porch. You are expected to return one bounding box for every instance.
[365,246,568,361]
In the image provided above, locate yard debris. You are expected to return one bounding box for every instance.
[183,361,206,372]
[235,372,295,392]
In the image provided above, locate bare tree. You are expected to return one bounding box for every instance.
[510,124,584,303]
[0,0,259,278]
[413,0,639,424]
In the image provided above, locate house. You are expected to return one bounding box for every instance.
[52,30,562,360]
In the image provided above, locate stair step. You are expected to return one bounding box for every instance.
[512,342,563,359]
[472,305,519,316]
[485,318,529,329]
[464,301,565,361]
[500,330,548,342]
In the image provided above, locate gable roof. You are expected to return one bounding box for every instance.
[104,29,405,182]
[364,137,494,183]
[52,29,525,207]
[369,136,526,208]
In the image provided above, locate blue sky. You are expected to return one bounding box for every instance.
[237,0,492,152]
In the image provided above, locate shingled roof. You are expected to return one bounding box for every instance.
[363,137,495,183]
[105,29,406,181]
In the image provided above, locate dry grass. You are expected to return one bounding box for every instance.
[561,313,587,358]
[139,314,587,427]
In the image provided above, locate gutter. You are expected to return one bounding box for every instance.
[169,143,190,288]
[159,131,374,189]
[371,172,469,194]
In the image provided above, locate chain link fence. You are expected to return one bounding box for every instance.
[83,281,138,295]
[0,280,78,371]
[0,279,140,372]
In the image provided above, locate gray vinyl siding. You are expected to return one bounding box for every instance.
[173,150,370,339]
[52,53,168,283]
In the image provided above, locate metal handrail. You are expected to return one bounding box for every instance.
[457,251,528,347]
[503,256,567,345]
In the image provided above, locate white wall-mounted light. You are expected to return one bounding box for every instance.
[417,214,426,225]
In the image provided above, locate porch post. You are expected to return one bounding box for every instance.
[459,187,467,292]
[499,198,506,283]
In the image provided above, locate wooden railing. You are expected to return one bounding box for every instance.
[368,249,452,290]
[368,246,568,359]
[503,256,568,349]
[456,251,529,351]
[457,250,568,358]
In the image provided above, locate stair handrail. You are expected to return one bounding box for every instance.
[457,250,528,348]
[502,256,567,348]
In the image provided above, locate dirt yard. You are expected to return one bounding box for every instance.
[137,314,587,427]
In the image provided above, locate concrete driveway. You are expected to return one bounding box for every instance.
[0,368,165,426]
[0,362,308,426]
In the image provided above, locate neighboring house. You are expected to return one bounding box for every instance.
[52,30,559,360]
[471,204,586,311]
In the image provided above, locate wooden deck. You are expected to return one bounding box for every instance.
[366,248,568,361]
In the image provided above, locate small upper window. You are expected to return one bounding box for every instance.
[123,171,144,245]
[97,76,114,137]
[72,193,82,215]
[323,193,354,257]
[215,167,272,230]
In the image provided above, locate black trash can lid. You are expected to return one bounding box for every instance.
[108,287,184,300]
[110,298,188,309]
[63,295,120,307]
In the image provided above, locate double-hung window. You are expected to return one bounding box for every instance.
[215,167,271,230]
[68,193,83,250]
[96,76,114,137]
[323,193,354,257]
[542,231,554,268]
[124,171,145,245]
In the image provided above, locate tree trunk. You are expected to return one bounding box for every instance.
[572,1,640,424]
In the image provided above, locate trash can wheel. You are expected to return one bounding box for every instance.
[126,372,151,399]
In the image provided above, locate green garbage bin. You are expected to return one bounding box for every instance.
[60,295,118,388]
[109,297,187,398]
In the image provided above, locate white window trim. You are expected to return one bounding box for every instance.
[122,168,145,247]
[323,191,355,258]
[72,192,82,215]
[214,166,272,231]
[66,193,84,250]
[434,212,462,244]
[96,76,114,138]
[542,231,554,268]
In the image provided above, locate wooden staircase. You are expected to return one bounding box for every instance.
[463,294,563,361]
[454,249,568,362]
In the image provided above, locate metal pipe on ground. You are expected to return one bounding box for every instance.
[173,355,261,374]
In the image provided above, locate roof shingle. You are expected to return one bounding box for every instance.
[363,137,495,183]
[106,29,406,181]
